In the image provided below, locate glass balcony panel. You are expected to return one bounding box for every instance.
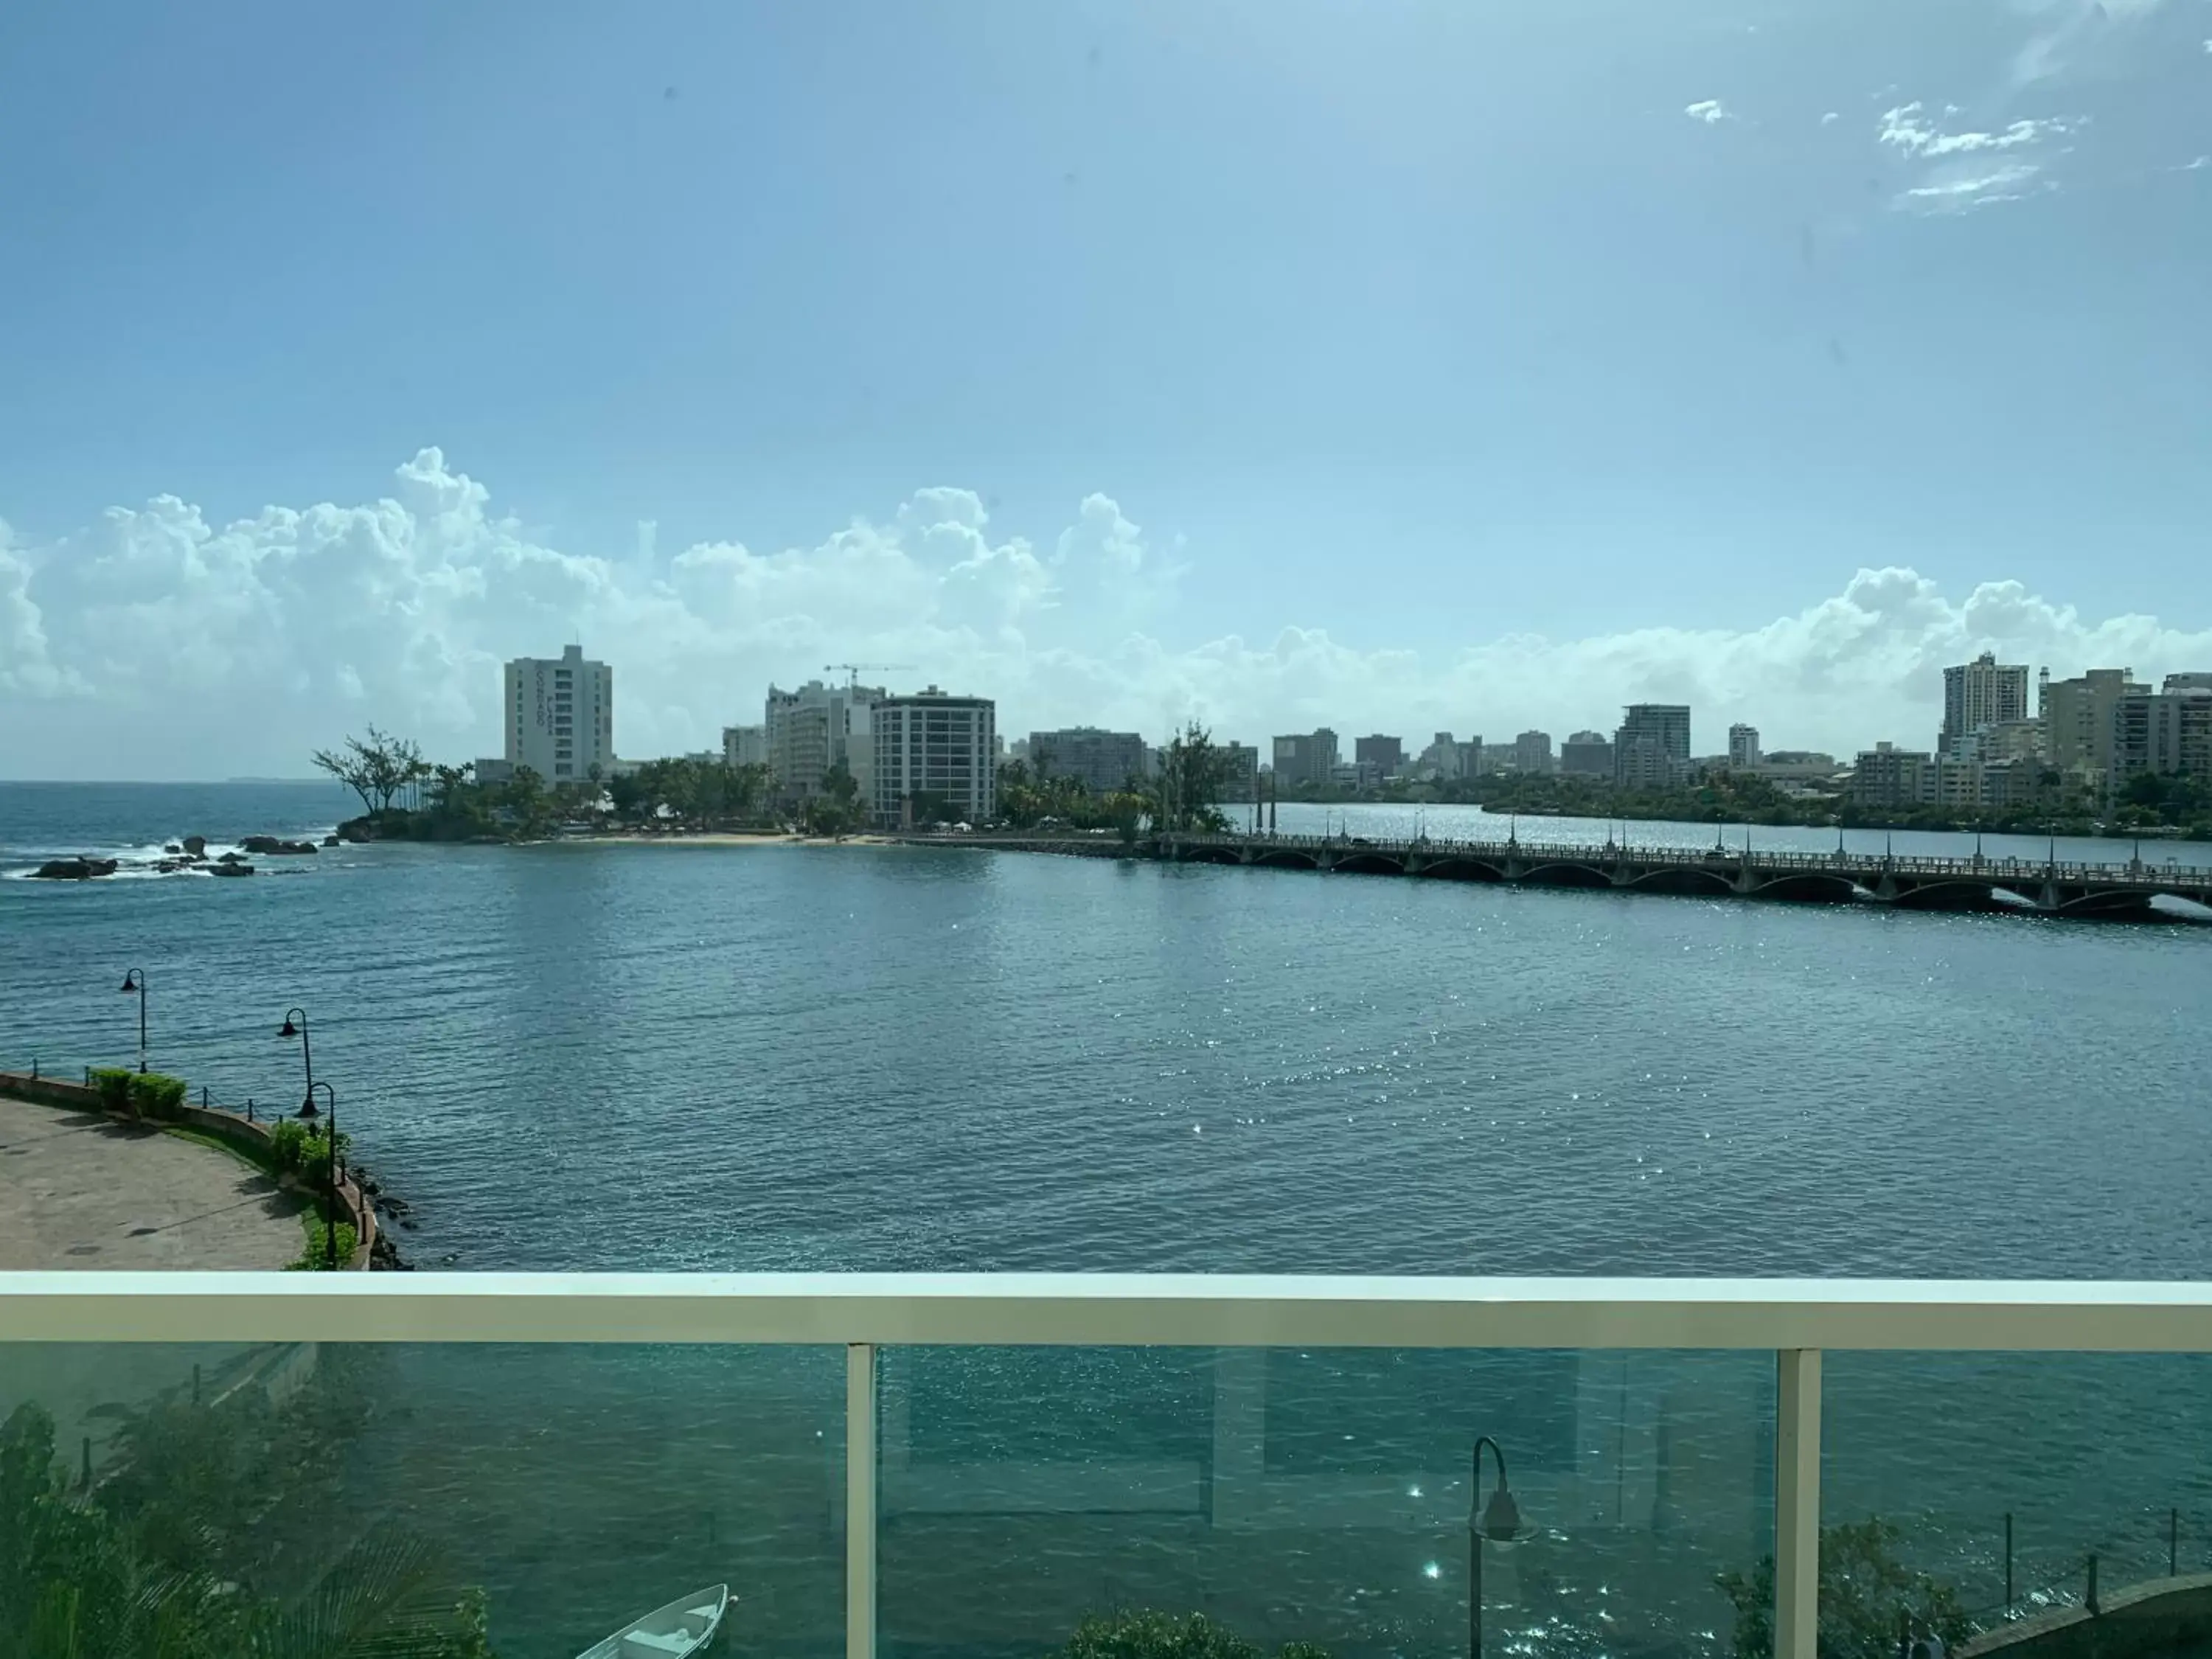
[877,1345,1773,1658]
[0,1340,845,1657]
[1821,1352,2212,1642]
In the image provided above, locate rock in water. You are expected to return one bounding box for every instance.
[206,861,256,877]
[29,858,117,880]
[163,842,183,854]
[322,834,341,846]
[182,835,206,857]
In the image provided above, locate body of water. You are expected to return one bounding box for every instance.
[4,782,2211,1657]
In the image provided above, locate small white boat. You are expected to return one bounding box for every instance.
[575,1585,728,1659]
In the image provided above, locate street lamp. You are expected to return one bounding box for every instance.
[278,1006,314,1105]
[1469,1436,1522,1659]
[297,1080,341,1270]
[118,969,148,1074]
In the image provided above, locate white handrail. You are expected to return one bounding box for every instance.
[5,1272,2212,1350]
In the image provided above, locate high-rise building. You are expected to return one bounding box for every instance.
[2111,685,2212,793]
[1354,734,1405,778]
[1728,724,1761,768]
[1512,731,1554,776]
[1416,732,1467,780]
[1560,731,1613,778]
[2164,673,2212,694]
[766,680,881,805]
[2041,668,2147,785]
[1029,728,1147,795]
[1271,729,1339,788]
[504,644,613,783]
[1941,653,2030,755]
[722,724,768,769]
[1613,705,1691,789]
[872,686,996,827]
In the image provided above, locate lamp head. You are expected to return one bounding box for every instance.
[279,1015,299,1038]
[1478,1484,1522,1544]
[119,971,139,993]
[296,1093,320,1121]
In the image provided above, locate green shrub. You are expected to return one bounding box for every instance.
[1060,1612,1330,1659]
[127,1072,188,1120]
[267,1117,309,1174]
[288,1215,358,1271]
[89,1067,133,1113]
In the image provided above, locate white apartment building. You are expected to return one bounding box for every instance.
[872,687,996,827]
[765,681,880,805]
[1941,653,2030,755]
[1728,724,1761,768]
[504,644,613,784]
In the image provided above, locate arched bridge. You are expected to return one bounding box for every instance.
[1155,832,2212,919]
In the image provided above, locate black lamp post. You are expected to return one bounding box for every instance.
[297,1080,339,1270]
[118,968,148,1074]
[1469,1436,1521,1659]
[278,1006,314,1104]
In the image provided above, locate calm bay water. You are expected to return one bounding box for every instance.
[4,782,2212,1657]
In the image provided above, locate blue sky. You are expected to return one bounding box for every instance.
[2,0,2209,776]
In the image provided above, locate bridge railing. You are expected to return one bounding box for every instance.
[9,1273,2212,1659]
[1175,833,2211,889]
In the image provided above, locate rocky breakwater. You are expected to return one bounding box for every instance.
[22,829,320,880]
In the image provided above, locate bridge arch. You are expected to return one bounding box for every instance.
[1177,844,1244,866]
[1886,880,2005,911]
[1753,873,1861,905]
[1251,849,1322,872]
[1623,865,1734,896]
[1413,858,1507,883]
[1331,852,1407,876]
[1517,861,1614,891]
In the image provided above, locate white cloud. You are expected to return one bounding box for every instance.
[1820,111,1841,126]
[4,454,2212,777]
[1877,102,2080,159]
[1898,161,2046,211]
[1683,100,1733,125]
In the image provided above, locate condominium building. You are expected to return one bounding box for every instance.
[1029,728,1147,795]
[1272,729,1340,788]
[1560,731,1613,778]
[722,724,768,769]
[1613,705,1691,789]
[1513,731,1554,776]
[766,680,880,805]
[1354,734,1405,779]
[1728,724,1761,769]
[1941,653,2030,756]
[504,644,613,783]
[1850,742,1933,809]
[2040,668,2146,783]
[873,687,996,827]
[2111,684,2212,792]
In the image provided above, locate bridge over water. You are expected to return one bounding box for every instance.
[1166,832,2212,918]
[917,830,2212,919]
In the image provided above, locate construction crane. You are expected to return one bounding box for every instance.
[824,662,914,689]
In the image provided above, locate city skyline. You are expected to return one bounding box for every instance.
[5,448,2212,782]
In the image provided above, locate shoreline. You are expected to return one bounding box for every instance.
[553,830,892,847]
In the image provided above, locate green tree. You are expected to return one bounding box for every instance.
[1060,1610,1329,1659]
[1717,1519,1970,1659]
[1151,723,1232,834]
[804,759,866,837]
[311,727,433,816]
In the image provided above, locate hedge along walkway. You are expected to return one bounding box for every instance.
[0,1092,307,1270]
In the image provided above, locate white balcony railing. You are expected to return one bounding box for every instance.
[8,1272,2212,1659]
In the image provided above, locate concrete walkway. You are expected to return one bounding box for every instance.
[0,1093,306,1269]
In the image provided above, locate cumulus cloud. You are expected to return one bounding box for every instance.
[1877,102,2080,159]
[1683,100,1733,125]
[4,453,2212,778]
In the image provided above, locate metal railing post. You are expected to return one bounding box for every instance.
[1776,1349,1821,1659]
[846,1342,877,1659]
